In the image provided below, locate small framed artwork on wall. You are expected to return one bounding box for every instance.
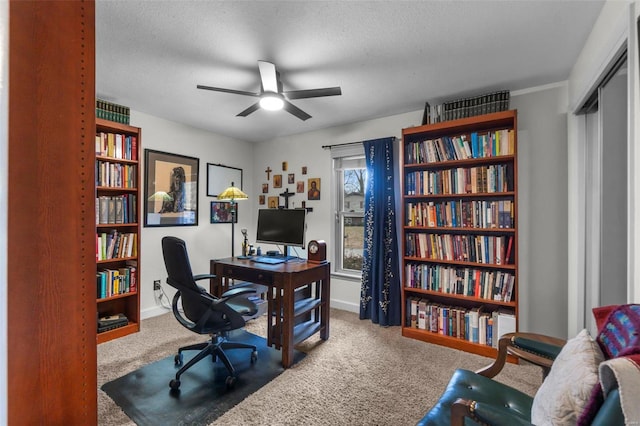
[308,178,321,200]
[210,201,237,223]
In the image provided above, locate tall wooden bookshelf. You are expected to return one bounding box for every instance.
[95,118,141,344]
[401,110,518,359]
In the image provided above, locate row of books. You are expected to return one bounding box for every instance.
[406,199,514,229]
[404,263,515,302]
[96,160,137,189]
[95,131,138,160]
[405,163,514,196]
[96,99,130,125]
[97,263,137,299]
[422,90,511,125]
[406,297,516,346]
[405,129,514,164]
[405,233,515,266]
[97,230,137,261]
[96,195,137,225]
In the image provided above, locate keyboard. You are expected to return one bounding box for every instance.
[251,256,286,265]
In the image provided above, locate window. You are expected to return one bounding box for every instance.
[332,148,366,277]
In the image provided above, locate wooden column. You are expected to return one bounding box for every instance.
[8,0,97,423]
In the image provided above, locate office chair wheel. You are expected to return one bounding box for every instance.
[174,353,183,366]
[251,350,258,364]
[225,375,236,389]
[169,379,181,390]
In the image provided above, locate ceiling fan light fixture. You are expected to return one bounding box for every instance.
[259,93,284,111]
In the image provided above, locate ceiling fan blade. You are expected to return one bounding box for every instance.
[237,102,261,117]
[258,61,279,93]
[197,85,259,97]
[284,87,342,100]
[282,100,311,121]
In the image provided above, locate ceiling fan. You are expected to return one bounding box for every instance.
[197,60,342,121]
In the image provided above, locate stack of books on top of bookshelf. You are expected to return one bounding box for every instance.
[422,90,510,125]
[96,99,130,125]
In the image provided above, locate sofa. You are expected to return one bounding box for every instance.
[417,304,640,426]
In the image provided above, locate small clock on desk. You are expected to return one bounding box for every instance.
[307,240,327,264]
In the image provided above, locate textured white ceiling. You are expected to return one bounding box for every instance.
[96,1,605,143]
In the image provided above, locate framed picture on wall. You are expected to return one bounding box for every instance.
[207,163,243,197]
[144,149,199,227]
[210,201,237,223]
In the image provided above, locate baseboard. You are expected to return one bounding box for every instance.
[141,304,171,320]
[330,299,359,314]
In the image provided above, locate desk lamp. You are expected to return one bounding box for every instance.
[218,182,248,257]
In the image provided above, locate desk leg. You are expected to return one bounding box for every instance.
[266,286,274,348]
[281,277,295,368]
[210,261,222,297]
[320,265,330,340]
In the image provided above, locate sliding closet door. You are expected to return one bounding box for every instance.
[599,64,628,308]
[582,57,628,335]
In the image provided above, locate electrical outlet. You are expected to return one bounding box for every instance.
[153,280,161,291]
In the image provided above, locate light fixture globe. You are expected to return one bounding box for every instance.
[259,92,284,111]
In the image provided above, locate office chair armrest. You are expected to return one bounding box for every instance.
[193,273,216,281]
[476,332,566,378]
[220,286,256,300]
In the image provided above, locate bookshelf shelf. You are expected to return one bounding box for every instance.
[401,110,518,357]
[95,118,141,344]
[97,291,138,303]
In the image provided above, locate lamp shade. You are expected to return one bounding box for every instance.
[147,191,173,201]
[218,182,248,201]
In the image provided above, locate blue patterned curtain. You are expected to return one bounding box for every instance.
[360,137,401,326]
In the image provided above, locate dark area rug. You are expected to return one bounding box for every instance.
[101,330,305,426]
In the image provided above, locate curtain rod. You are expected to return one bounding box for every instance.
[321,136,397,150]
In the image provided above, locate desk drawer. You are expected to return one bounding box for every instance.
[220,266,274,285]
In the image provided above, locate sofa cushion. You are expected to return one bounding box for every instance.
[531,329,604,426]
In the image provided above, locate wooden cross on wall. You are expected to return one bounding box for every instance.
[279,188,295,208]
[265,166,272,180]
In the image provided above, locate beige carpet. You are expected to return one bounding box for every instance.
[98,309,542,425]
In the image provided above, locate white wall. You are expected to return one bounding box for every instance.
[511,83,570,337]
[129,111,255,318]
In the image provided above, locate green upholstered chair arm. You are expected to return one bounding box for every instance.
[451,398,533,426]
[512,336,563,359]
[475,332,566,379]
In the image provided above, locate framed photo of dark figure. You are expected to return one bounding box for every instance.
[210,201,237,223]
[144,149,199,227]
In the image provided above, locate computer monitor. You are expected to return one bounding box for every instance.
[255,208,306,248]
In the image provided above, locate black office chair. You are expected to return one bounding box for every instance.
[161,236,258,390]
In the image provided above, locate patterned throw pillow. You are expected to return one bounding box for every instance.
[578,304,640,425]
[594,304,640,359]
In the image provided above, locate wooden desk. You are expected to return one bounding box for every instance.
[210,257,330,368]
